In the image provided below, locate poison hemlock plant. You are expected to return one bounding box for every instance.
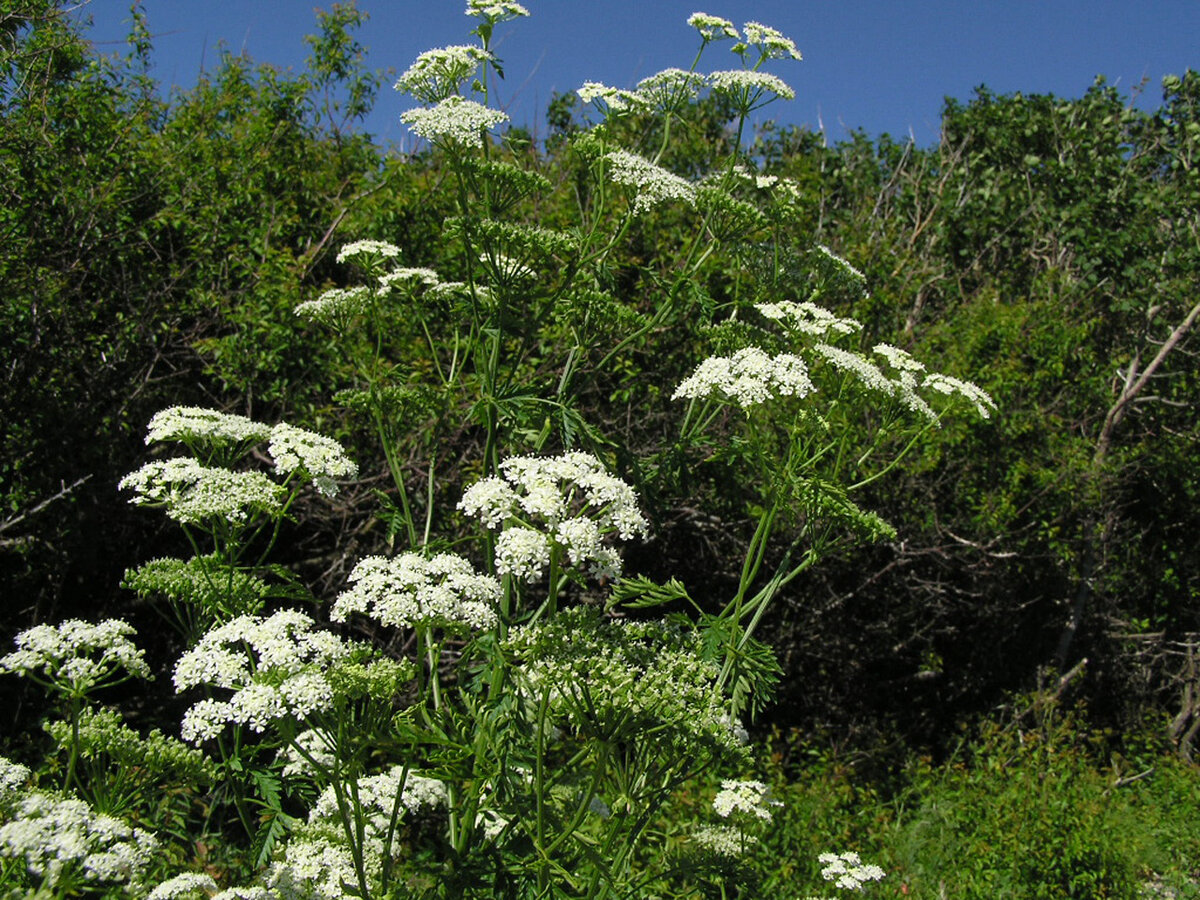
[0,7,993,899]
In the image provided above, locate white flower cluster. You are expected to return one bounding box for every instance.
[148,872,218,900]
[635,67,706,109]
[458,452,650,582]
[309,766,447,836]
[712,779,782,821]
[923,372,998,420]
[687,12,739,41]
[604,149,696,215]
[812,343,995,422]
[818,851,886,891]
[481,250,535,282]
[0,791,158,890]
[466,0,529,22]
[1,619,150,690]
[577,81,646,113]
[741,20,803,60]
[267,832,360,900]
[336,239,401,264]
[145,407,271,448]
[174,610,354,743]
[811,343,894,395]
[756,300,862,338]
[379,266,440,291]
[0,755,31,794]
[332,552,501,632]
[691,823,755,856]
[278,728,338,779]
[401,96,509,148]
[395,45,494,103]
[119,458,286,525]
[873,343,935,420]
[673,346,814,408]
[294,285,372,323]
[707,69,795,102]
[268,422,359,496]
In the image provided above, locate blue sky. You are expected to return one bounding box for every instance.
[79,1,1198,149]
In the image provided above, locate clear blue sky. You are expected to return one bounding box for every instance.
[79,1,1198,149]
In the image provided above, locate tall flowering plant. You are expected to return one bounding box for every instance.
[0,7,990,899]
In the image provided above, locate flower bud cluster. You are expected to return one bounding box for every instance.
[504,608,747,758]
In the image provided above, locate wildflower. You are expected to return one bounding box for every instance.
[1,619,150,692]
[144,406,271,448]
[278,728,338,778]
[687,12,738,41]
[401,96,508,147]
[119,458,286,524]
[604,149,696,214]
[495,526,552,581]
[0,755,31,794]
[712,779,782,821]
[395,45,494,103]
[635,67,706,108]
[708,69,795,103]
[815,244,867,283]
[756,300,862,338]
[332,552,501,631]
[175,611,355,743]
[379,267,440,291]
[310,766,447,833]
[148,872,219,900]
[294,285,372,323]
[0,792,158,890]
[741,20,803,60]
[922,372,997,419]
[692,824,755,855]
[672,346,814,408]
[811,343,893,395]
[466,0,530,22]
[268,422,358,494]
[336,239,401,264]
[818,851,886,891]
[459,452,650,581]
[577,81,646,113]
[268,832,362,900]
